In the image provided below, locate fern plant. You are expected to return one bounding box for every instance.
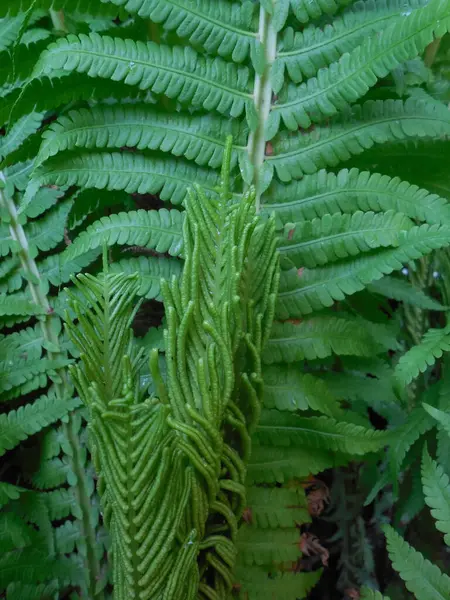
[360,408,450,600]
[2,0,450,597]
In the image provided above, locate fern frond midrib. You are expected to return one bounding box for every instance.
[273,12,441,112]
[278,220,407,253]
[278,10,396,59]
[43,40,253,101]
[270,114,450,161]
[263,185,435,212]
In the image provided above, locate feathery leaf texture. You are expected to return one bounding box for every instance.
[28,152,222,205]
[269,97,450,181]
[263,366,342,416]
[263,168,450,227]
[254,410,389,455]
[269,0,450,133]
[275,0,429,87]
[276,226,450,318]
[0,393,79,457]
[395,324,450,387]
[64,208,184,261]
[64,141,279,599]
[36,106,247,169]
[101,0,257,61]
[384,524,450,600]
[278,210,413,268]
[32,33,252,117]
[422,448,450,546]
[264,316,395,363]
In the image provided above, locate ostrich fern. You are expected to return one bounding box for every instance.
[1,0,450,598]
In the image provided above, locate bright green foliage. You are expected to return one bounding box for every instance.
[1,0,450,597]
[64,144,280,599]
[395,324,450,386]
[384,524,450,599]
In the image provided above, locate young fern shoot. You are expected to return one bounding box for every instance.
[64,138,280,599]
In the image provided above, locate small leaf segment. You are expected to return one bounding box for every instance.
[65,137,280,599]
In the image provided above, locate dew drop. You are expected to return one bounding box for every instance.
[129,61,135,69]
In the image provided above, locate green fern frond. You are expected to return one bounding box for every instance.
[290,0,352,24]
[254,410,389,454]
[103,0,257,62]
[64,208,183,261]
[0,112,43,162]
[23,185,64,219]
[367,276,447,311]
[276,225,450,318]
[263,168,450,227]
[36,106,247,169]
[109,256,182,302]
[275,0,428,88]
[423,403,450,439]
[0,293,45,317]
[270,97,450,181]
[269,0,450,133]
[0,483,23,508]
[395,324,450,387]
[39,249,100,289]
[245,486,310,529]
[263,366,342,417]
[279,210,413,268]
[235,566,321,600]
[0,13,26,53]
[248,444,344,484]
[360,587,392,600]
[237,526,299,566]
[5,581,59,600]
[422,447,450,546]
[32,33,252,117]
[0,548,78,589]
[24,198,72,252]
[0,392,79,457]
[264,315,394,363]
[28,152,222,206]
[384,524,450,600]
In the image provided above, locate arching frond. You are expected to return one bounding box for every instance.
[32,33,252,118]
[263,366,342,417]
[384,524,450,600]
[64,208,183,261]
[278,211,413,268]
[264,315,392,363]
[275,0,428,89]
[37,106,247,169]
[269,0,450,132]
[254,410,389,454]
[104,0,257,62]
[276,225,450,318]
[0,112,43,161]
[269,97,450,181]
[263,169,450,226]
[395,324,450,387]
[422,447,450,546]
[0,392,78,457]
[367,276,447,311]
[109,256,183,301]
[28,152,222,206]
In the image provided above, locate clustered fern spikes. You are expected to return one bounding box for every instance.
[64,138,280,599]
[2,0,450,597]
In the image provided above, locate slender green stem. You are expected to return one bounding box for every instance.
[0,173,104,600]
[247,1,278,213]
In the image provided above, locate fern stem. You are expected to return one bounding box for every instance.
[247,1,277,213]
[0,173,104,600]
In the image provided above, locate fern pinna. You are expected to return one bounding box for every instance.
[1,0,450,598]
